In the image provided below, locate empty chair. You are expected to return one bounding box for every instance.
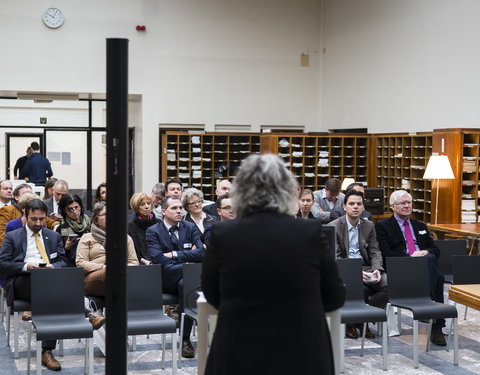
[127,265,177,374]
[336,258,387,372]
[27,267,94,375]
[6,298,30,359]
[386,257,458,368]
[452,255,480,320]
[434,240,467,284]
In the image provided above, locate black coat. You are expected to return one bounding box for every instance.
[127,216,159,263]
[202,212,345,375]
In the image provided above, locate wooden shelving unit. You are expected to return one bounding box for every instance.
[161,132,260,201]
[372,133,433,222]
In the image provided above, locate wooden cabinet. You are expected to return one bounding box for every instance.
[372,133,433,222]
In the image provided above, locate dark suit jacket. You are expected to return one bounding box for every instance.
[328,216,384,272]
[0,227,67,305]
[375,215,440,264]
[43,197,58,216]
[203,202,220,219]
[22,153,53,185]
[146,220,204,267]
[202,212,345,375]
[183,212,217,242]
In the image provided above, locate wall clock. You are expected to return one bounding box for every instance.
[42,8,65,29]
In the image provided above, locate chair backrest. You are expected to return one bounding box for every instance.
[127,264,163,311]
[386,257,430,300]
[182,263,202,317]
[322,225,336,258]
[452,255,480,284]
[336,258,365,302]
[31,267,85,316]
[434,239,467,275]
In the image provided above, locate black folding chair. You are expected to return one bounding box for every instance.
[27,268,93,375]
[6,298,30,359]
[452,255,480,320]
[434,240,467,284]
[127,265,178,374]
[336,258,387,372]
[386,257,458,368]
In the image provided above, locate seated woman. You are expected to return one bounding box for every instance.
[94,182,106,203]
[296,188,315,219]
[128,192,159,265]
[76,201,138,296]
[182,187,216,241]
[57,194,91,267]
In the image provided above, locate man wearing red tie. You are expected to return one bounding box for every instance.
[0,200,67,371]
[375,190,446,346]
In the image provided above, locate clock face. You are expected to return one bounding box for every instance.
[42,8,65,29]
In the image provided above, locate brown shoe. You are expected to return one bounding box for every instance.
[346,324,358,339]
[165,304,179,328]
[181,339,195,358]
[357,324,375,339]
[88,313,105,330]
[41,349,61,371]
[22,311,32,321]
[430,328,447,346]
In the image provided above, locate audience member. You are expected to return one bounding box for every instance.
[42,177,58,200]
[13,146,33,179]
[164,178,183,198]
[202,154,345,374]
[330,182,373,221]
[5,193,41,234]
[128,193,159,265]
[311,177,345,223]
[0,200,66,371]
[146,195,204,358]
[216,194,236,221]
[182,188,216,242]
[328,189,387,339]
[151,182,165,219]
[22,142,53,186]
[44,179,69,220]
[76,202,138,297]
[296,188,315,219]
[0,180,13,208]
[203,179,231,219]
[375,190,446,346]
[57,194,91,267]
[94,182,106,203]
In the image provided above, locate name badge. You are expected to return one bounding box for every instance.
[419,230,427,235]
[184,243,192,249]
[50,252,58,259]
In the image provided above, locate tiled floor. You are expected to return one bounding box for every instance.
[1,300,479,374]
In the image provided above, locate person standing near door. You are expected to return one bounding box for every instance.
[22,142,53,186]
[13,146,33,179]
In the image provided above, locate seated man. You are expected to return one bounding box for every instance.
[0,200,66,371]
[311,177,345,223]
[203,179,232,219]
[329,189,387,339]
[146,196,205,358]
[375,190,446,346]
[330,182,373,221]
[216,194,236,222]
[44,179,69,220]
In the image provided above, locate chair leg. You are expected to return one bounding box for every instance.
[453,318,459,366]
[464,306,468,320]
[447,314,455,351]
[88,338,94,375]
[178,312,185,368]
[397,308,402,334]
[426,319,433,352]
[172,332,178,375]
[14,310,19,358]
[36,341,42,375]
[132,335,136,351]
[0,289,4,323]
[27,322,32,375]
[340,324,345,373]
[161,334,166,369]
[360,322,366,356]
[6,305,11,348]
[59,339,64,356]
[382,321,387,371]
[413,320,419,369]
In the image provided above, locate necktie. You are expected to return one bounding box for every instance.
[403,221,417,255]
[169,226,179,250]
[33,232,50,264]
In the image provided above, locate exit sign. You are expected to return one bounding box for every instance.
[40,117,47,124]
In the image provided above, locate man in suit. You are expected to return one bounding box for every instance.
[216,194,236,221]
[203,179,231,219]
[22,142,53,186]
[330,182,373,221]
[44,179,69,220]
[0,180,13,208]
[312,177,345,223]
[14,146,33,179]
[329,189,387,339]
[0,199,67,371]
[146,196,204,358]
[164,177,183,198]
[375,190,446,346]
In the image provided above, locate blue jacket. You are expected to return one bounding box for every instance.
[22,153,53,185]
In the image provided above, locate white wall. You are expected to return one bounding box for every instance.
[0,0,323,191]
[321,0,480,133]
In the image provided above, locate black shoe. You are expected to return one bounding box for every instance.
[182,339,195,358]
[430,328,447,346]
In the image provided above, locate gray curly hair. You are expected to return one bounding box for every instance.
[181,188,204,210]
[231,154,299,217]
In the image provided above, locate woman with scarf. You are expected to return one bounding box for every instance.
[76,201,138,296]
[56,194,91,267]
[127,192,159,265]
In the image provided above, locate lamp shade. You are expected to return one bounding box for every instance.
[423,154,455,179]
[341,178,355,190]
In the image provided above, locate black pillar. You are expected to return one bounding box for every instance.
[106,38,129,375]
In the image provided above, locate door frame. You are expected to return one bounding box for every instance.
[5,132,44,179]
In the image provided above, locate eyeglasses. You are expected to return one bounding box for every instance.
[220,206,233,211]
[394,201,412,206]
[187,199,203,206]
[67,205,81,213]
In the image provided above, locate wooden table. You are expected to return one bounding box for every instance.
[449,284,480,311]
[427,223,480,254]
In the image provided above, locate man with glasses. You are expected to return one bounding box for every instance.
[375,190,446,346]
[217,194,236,221]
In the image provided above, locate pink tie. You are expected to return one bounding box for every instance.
[404,221,416,255]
